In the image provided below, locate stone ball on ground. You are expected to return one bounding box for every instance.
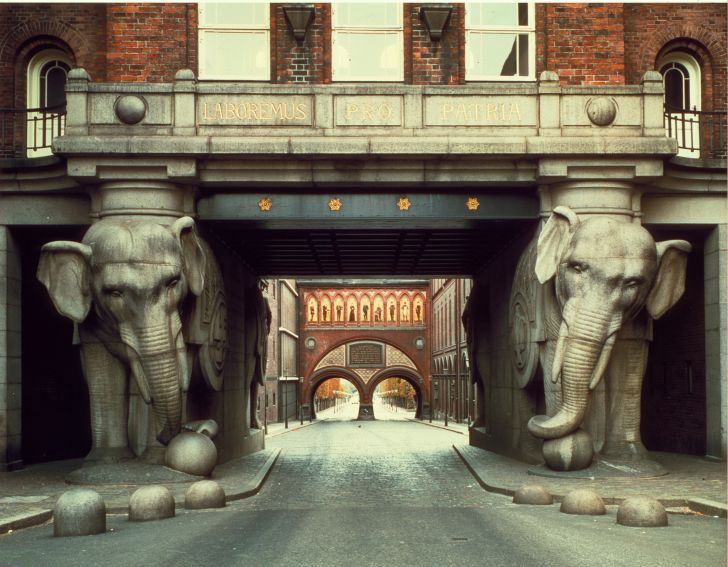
[617,497,668,527]
[185,480,226,510]
[542,429,594,471]
[513,485,554,505]
[560,489,606,516]
[53,488,106,537]
[128,485,175,522]
[165,431,218,476]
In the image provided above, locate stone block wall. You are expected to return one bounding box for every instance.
[0,227,22,471]
[704,224,727,460]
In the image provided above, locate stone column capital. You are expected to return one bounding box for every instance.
[91,181,195,222]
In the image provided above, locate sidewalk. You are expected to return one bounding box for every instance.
[455,444,727,518]
[0,448,280,535]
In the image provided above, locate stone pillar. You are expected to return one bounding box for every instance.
[0,226,22,471]
[704,224,727,460]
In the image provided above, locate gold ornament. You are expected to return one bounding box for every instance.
[397,197,411,211]
[328,198,342,211]
[466,197,480,211]
[258,198,272,211]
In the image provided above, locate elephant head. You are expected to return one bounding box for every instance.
[527,206,691,440]
[37,216,206,444]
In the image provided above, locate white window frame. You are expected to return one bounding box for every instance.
[465,2,536,82]
[659,51,702,158]
[332,3,404,82]
[198,3,270,81]
[26,49,71,158]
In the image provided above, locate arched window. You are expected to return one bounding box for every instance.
[659,51,701,157]
[26,49,71,157]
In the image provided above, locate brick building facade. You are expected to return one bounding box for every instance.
[0,3,725,472]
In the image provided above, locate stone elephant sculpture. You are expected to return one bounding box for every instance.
[37,216,227,463]
[510,206,691,472]
[244,284,272,430]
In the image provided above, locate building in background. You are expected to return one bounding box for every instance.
[258,279,299,429]
[430,278,473,424]
[298,279,430,421]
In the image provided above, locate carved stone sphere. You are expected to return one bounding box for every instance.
[54,488,106,537]
[128,485,175,522]
[617,497,668,527]
[513,484,554,505]
[560,489,606,516]
[165,431,218,477]
[542,429,594,471]
[185,480,226,510]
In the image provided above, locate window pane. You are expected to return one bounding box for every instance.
[468,32,519,77]
[333,32,402,80]
[46,66,68,107]
[200,2,268,27]
[468,3,523,27]
[664,68,685,109]
[518,34,529,76]
[200,31,270,79]
[333,3,401,28]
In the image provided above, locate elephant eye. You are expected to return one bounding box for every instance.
[104,288,123,298]
[167,277,181,289]
[568,262,587,274]
[624,277,644,288]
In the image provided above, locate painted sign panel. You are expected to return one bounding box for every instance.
[348,342,385,367]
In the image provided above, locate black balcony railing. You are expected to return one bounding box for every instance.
[664,106,727,160]
[0,104,66,159]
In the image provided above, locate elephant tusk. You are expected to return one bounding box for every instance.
[551,320,569,384]
[589,333,617,391]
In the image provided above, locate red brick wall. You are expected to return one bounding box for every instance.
[540,3,626,85]
[624,3,727,111]
[0,3,107,108]
[407,3,463,85]
[106,3,195,82]
[272,3,330,84]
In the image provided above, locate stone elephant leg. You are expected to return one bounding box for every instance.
[80,341,134,462]
[602,338,652,462]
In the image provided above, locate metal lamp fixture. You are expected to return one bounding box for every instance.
[420,5,453,41]
[283,4,315,42]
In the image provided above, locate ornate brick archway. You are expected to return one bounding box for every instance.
[368,366,426,419]
[308,367,368,420]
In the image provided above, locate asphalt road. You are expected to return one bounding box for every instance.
[1,409,725,567]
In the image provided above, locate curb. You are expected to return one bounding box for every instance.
[265,420,319,438]
[407,417,467,435]
[1,448,283,531]
[454,445,728,515]
[687,497,728,518]
[0,509,53,535]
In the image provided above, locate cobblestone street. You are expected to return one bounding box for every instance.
[1,416,725,567]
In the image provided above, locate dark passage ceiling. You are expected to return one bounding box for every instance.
[205,221,535,277]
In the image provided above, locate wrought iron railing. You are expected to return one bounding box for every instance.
[664,105,727,160]
[0,104,66,158]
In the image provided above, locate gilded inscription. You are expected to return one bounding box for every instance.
[441,102,522,123]
[202,101,308,121]
[344,102,393,122]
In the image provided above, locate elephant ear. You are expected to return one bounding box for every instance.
[172,216,206,296]
[535,206,579,284]
[37,241,93,323]
[646,240,692,320]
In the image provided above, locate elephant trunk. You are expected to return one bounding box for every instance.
[121,314,186,445]
[528,301,621,440]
